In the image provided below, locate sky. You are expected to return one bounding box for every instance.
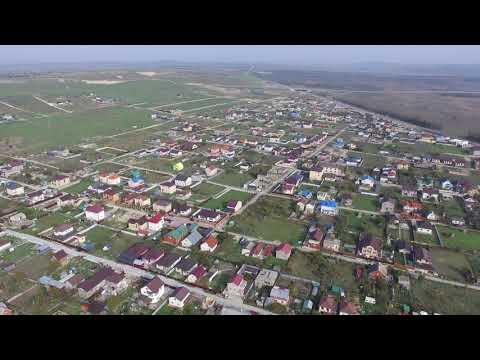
[1,45,480,66]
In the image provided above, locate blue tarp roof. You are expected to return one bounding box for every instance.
[319,200,337,208]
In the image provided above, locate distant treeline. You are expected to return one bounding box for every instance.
[334,97,441,131]
[439,93,480,98]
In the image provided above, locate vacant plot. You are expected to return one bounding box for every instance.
[84,226,137,259]
[336,210,385,245]
[0,107,155,153]
[286,251,359,297]
[202,190,252,210]
[63,179,92,194]
[230,196,307,245]
[190,182,225,203]
[431,247,473,283]
[14,253,54,280]
[438,225,480,251]
[352,194,379,212]
[211,170,254,188]
[413,231,439,246]
[404,278,480,314]
[0,242,36,264]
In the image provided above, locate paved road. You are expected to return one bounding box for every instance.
[5,229,275,315]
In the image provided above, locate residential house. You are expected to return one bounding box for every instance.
[175,257,198,276]
[134,194,151,208]
[318,295,338,314]
[186,266,207,283]
[163,225,190,246]
[148,213,165,233]
[159,181,176,194]
[205,165,218,177]
[85,204,105,222]
[270,286,290,306]
[118,243,151,265]
[50,175,71,188]
[0,240,12,253]
[153,199,172,213]
[156,252,183,273]
[412,245,433,266]
[226,200,242,213]
[319,200,338,216]
[28,190,45,205]
[254,269,279,288]
[77,267,126,299]
[140,277,165,304]
[251,242,265,259]
[380,199,395,214]
[402,186,418,198]
[323,233,341,252]
[128,216,149,233]
[53,223,74,238]
[102,188,121,203]
[276,243,293,260]
[169,287,191,309]
[174,204,192,217]
[339,299,360,315]
[401,200,423,213]
[196,209,222,223]
[181,228,204,248]
[368,263,389,280]
[357,233,382,260]
[224,274,248,299]
[416,221,434,235]
[174,175,192,188]
[6,182,24,196]
[451,217,466,226]
[200,235,219,252]
[305,227,324,249]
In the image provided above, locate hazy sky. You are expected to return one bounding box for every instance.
[1,45,480,65]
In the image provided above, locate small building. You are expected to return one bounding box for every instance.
[168,287,191,309]
[153,199,172,213]
[255,269,279,288]
[6,182,24,196]
[141,277,165,304]
[174,175,192,188]
[196,209,222,223]
[159,181,176,194]
[85,204,105,222]
[54,223,74,238]
[270,286,290,306]
[319,200,338,216]
[357,233,382,260]
[200,235,219,252]
[318,295,337,315]
[276,243,293,260]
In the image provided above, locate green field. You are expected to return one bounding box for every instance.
[211,170,254,188]
[230,196,307,245]
[352,194,379,212]
[1,106,155,152]
[438,225,480,251]
[0,242,36,264]
[84,226,137,259]
[63,179,92,194]
[202,190,252,209]
[285,251,359,297]
[413,231,439,246]
[431,247,473,282]
[336,210,385,245]
[190,182,225,203]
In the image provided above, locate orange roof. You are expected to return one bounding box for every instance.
[204,235,218,248]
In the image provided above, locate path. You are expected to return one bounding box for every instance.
[0,101,33,113]
[33,96,73,113]
[104,119,176,139]
[150,97,223,110]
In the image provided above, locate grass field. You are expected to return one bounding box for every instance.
[84,226,137,259]
[190,182,225,203]
[201,190,252,209]
[437,225,480,251]
[14,253,53,279]
[413,231,439,246]
[230,196,307,245]
[431,247,473,282]
[211,170,254,188]
[63,179,92,194]
[1,106,155,153]
[285,251,359,297]
[336,210,385,245]
[403,277,480,314]
[351,194,379,212]
[0,242,36,264]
